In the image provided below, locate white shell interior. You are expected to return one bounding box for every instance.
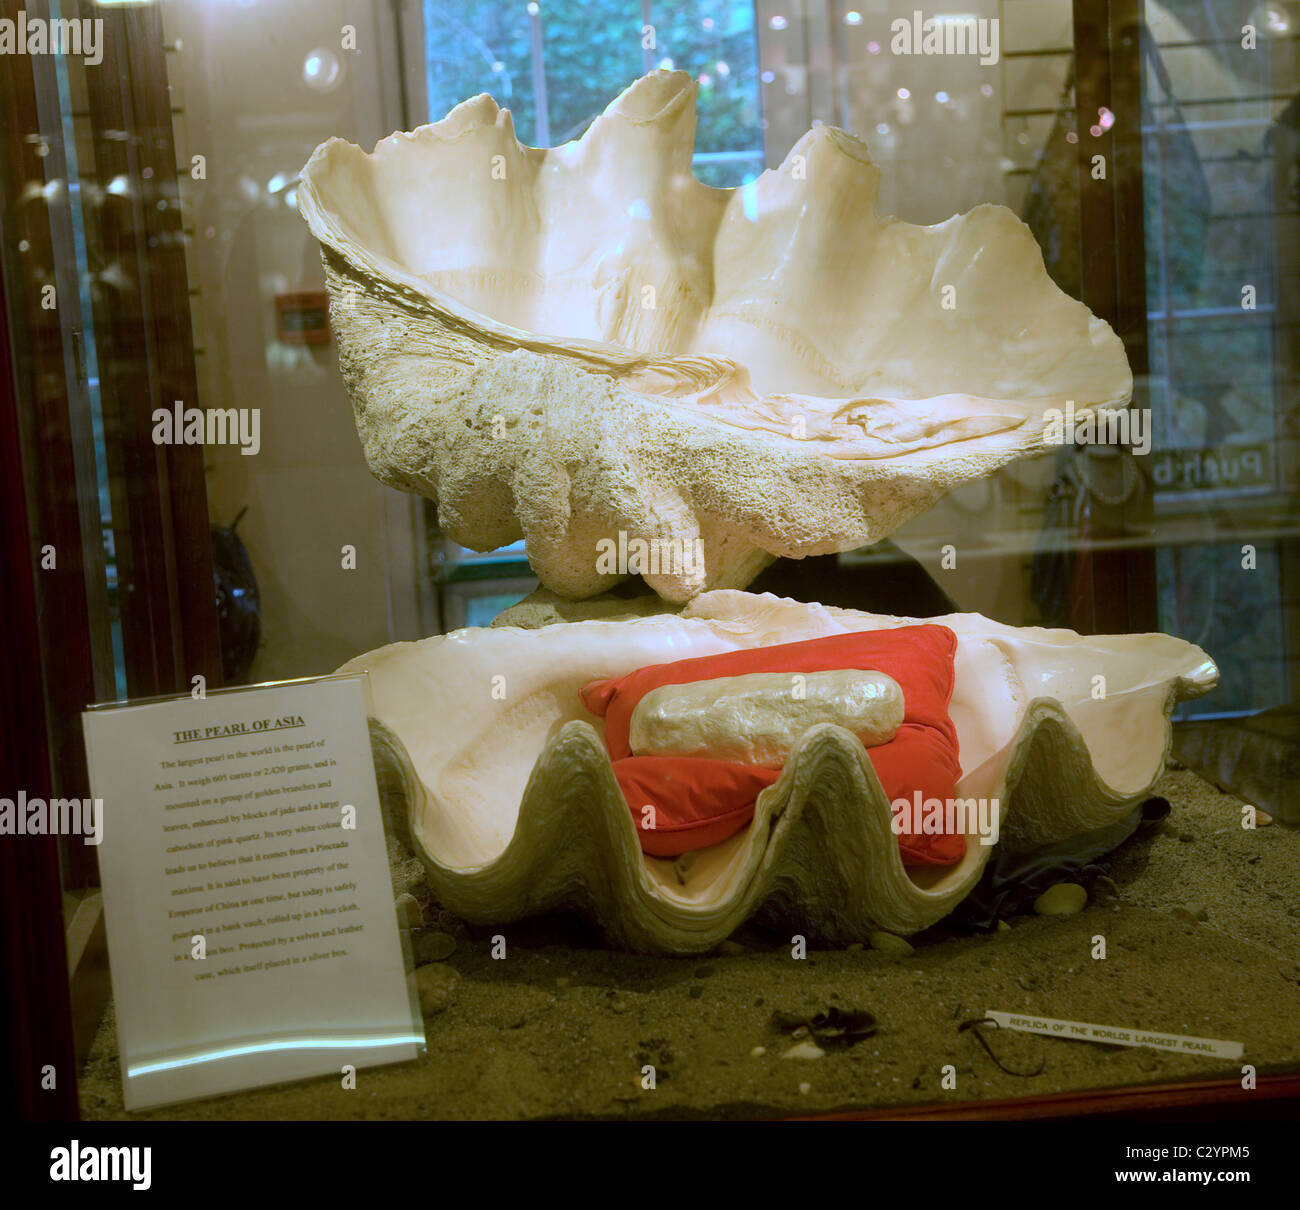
[300,70,1132,457]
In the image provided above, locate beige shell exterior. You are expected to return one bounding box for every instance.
[299,72,1133,602]
[344,591,1216,954]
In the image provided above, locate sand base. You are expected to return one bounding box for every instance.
[79,770,1300,1120]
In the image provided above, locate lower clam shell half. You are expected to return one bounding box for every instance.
[299,71,1133,603]
[341,591,1216,954]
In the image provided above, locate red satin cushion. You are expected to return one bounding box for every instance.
[582,626,964,865]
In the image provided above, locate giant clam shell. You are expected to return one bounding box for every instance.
[300,72,1132,602]
[343,591,1216,954]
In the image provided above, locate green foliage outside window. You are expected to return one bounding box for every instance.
[425,1,762,185]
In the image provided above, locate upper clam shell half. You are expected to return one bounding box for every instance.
[300,72,1133,602]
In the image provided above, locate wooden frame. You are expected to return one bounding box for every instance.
[802,1071,1300,1121]
[0,0,221,1119]
[0,0,1289,1124]
[0,4,108,900]
[0,199,80,1125]
[70,0,223,699]
[1071,0,1159,635]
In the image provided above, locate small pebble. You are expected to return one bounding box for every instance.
[1256,810,1274,827]
[868,930,914,957]
[1017,974,1038,991]
[718,940,746,956]
[1033,882,1087,916]
[410,928,456,964]
[749,1045,766,1058]
[782,1039,825,1060]
[1171,905,1206,926]
[996,920,1011,933]
[799,1082,812,1095]
[415,963,459,1015]
[1179,832,1195,843]
[611,1000,629,1014]
[395,892,423,929]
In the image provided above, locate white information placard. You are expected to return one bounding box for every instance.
[83,674,423,1110]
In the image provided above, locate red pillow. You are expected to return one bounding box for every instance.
[611,756,780,858]
[582,627,963,865]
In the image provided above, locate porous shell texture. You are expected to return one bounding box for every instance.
[299,71,1133,602]
[341,591,1216,954]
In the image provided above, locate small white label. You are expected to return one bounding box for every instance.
[984,1010,1242,1060]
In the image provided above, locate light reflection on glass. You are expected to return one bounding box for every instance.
[129,1033,426,1078]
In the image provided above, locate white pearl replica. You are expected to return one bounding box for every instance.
[629,670,903,767]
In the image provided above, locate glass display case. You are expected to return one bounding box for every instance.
[2,0,1298,1134]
